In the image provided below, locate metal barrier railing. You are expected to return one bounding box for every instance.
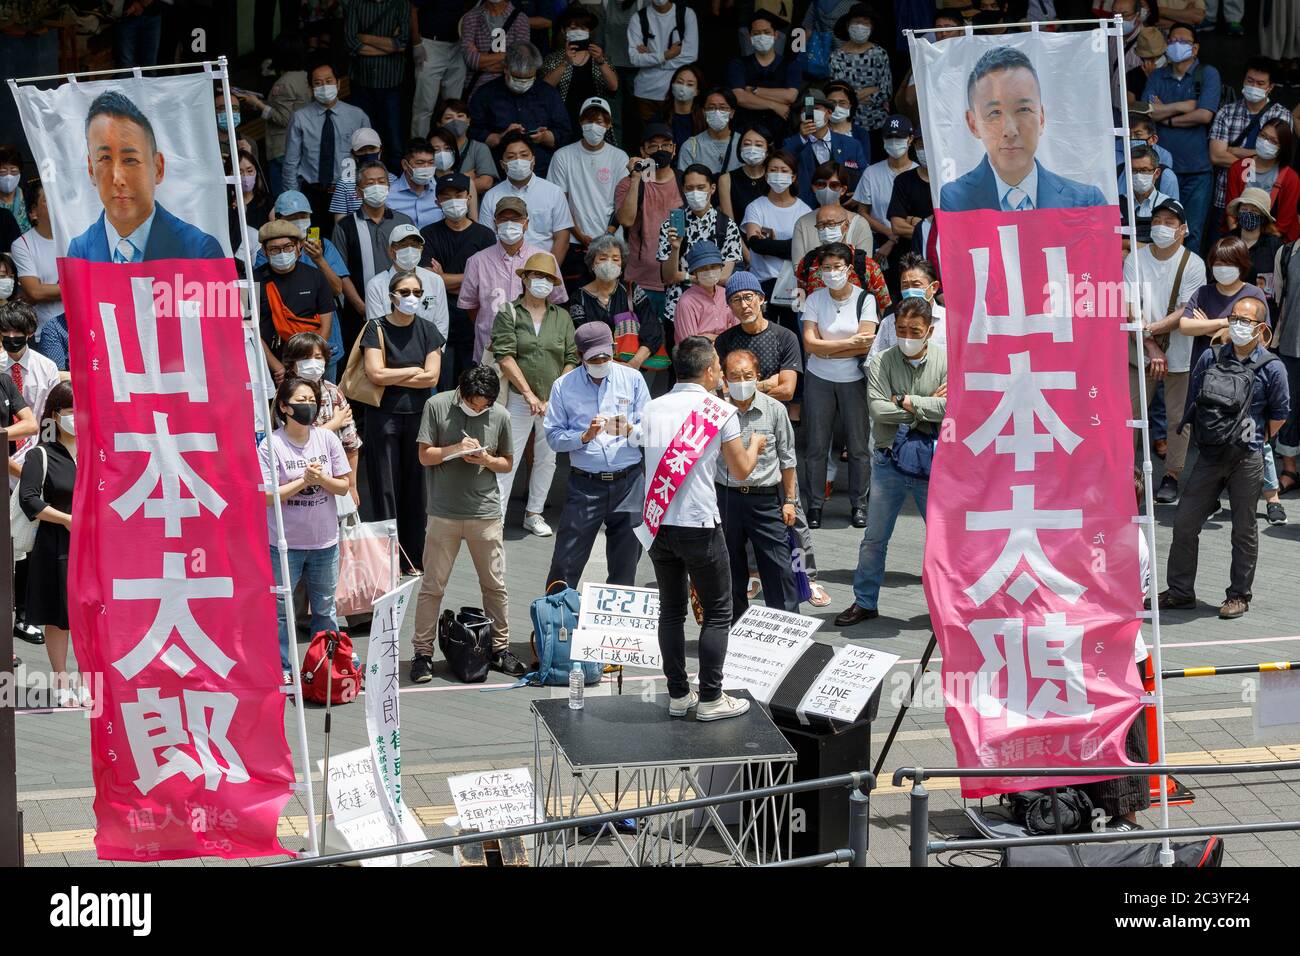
[267,770,876,868]
[893,760,1300,866]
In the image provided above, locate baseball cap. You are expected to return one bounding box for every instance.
[642,122,674,144]
[495,196,528,218]
[435,172,470,196]
[274,190,312,217]
[1153,197,1186,223]
[574,322,615,361]
[389,223,424,245]
[351,128,382,151]
[883,115,914,138]
[580,96,612,119]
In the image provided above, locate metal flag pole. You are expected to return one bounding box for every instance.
[217,55,321,858]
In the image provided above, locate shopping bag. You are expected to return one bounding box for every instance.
[335,516,398,618]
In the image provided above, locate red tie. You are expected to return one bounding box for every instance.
[9,361,21,396]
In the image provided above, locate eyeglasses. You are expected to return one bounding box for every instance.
[265,242,297,255]
[730,292,761,304]
[817,220,848,230]
[1228,314,1262,325]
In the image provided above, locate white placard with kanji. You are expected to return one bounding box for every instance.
[447,768,537,833]
[322,747,429,867]
[797,645,899,723]
[570,583,662,669]
[721,607,820,704]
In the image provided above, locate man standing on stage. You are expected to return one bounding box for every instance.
[632,336,766,721]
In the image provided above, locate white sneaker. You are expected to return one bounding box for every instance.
[668,689,698,717]
[696,693,750,722]
[523,513,553,537]
[56,688,79,709]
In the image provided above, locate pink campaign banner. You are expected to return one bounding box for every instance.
[923,206,1146,798]
[62,257,293,860]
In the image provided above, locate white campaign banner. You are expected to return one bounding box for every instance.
[571,583,662,669]
[722,607,820,704]
[12,70,233,257]
[322,747,430,867]
[798,645,899,724]
[365,579,417,823]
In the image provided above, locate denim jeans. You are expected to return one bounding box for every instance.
[271,544,340,671]
[1179,171,1213,255]
[649,524,732,701]
[115,13,162,68]
[852,451,929,610]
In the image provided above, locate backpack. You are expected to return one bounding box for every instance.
[1003,787,1094,834]
[439,607,493,684]
[638,1,687,50]
[1189,346,1278,457]
[300,630,363,705]
[526,583,603,687]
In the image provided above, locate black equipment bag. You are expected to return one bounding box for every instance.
[1003,835,1224,867]
[438,606,493,684]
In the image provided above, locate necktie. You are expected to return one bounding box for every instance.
[114,238,136,263]
[9,361,21,395]
[1002,187,1032,212]
[318,109,336,188]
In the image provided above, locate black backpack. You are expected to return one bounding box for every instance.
[638,1,687,48]
[1189,347,1278,457]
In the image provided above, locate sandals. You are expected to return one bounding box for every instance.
[809,582,832,608]
[1279,470,1300,496]
[746,576,762,599]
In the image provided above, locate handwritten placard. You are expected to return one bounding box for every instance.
[722,607,821,704]
[365,578,418,819]
[447,768,537,833]
[797,645,899,723]
[322,746,429,866]
[571,583,662,669]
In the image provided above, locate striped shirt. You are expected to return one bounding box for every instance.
[345,0,409,90]
[460,0,531,98]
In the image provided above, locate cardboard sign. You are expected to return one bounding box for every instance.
[322,747,429,867]
[722,607,820,704]
[571,584,662,669]
[448,768,537,833]
[798,645,899,724]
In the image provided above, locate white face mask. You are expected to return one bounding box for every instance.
[817,225,843,244]
[567,29,590,43]
[811,109,827,129]
[313,84,338,105]
[848,23,872,43]
[915,148,927,166]
[740,146,766,167]
[750,33,775,53]
[59,413,75,436]
[497,221,525,244]
[0,277,13,299]
[1213,265,1240,285]
[821,268,848,290]
[269,250,297,271]
[394,293,421,315]
[440,198,469,221]
[296,359,326,381]
[705,110,730,132]
[1228,320,1257,346]
[362,184,389,208]
[1256,139,1280,161]
[884,138,910,159]
[586,361,612,380]
[766,171,792,193]
[582,123,607,146]
[1132,172,1155,194]
[897,334,927,357]
[815,187,840,207]
[461,399,488,417]
[288,218,310,238]
[727,378,757,402]
[684,189,710,211]
[830,105,852,124]
[394,247,422,270]
[1242,84,1268,104]
[505,158,533,181]
[1149,224,1179,249]
[593,260,621,282]
[695,268,722,288]
[506,74,535,94]
[529,277,555,299]
[410,165,436,185]
[0,174,19,194]
[671,83,696,102]
[434,150,455,172]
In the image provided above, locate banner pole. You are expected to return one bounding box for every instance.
[218,56,321,859]
[1110,21,1174,867]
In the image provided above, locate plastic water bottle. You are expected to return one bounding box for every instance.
[569,662,585,711]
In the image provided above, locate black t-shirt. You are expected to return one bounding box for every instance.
[420,220,496,346]
[715,320,802,380]
[0,373,28,454]
[728,169,768,228]
[361,316,447,414]
[886,169,934,223]
[0,208,20,257]
[1246,232,1285,310]
[255,261,337,358]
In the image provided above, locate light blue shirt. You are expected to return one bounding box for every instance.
[544,362,648,473]
[106,208,156,263]
[995,164,1038,211]
[386,173,443,229]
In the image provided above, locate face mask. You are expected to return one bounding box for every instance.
[529,277,554,299]
[728,378,757,402]
[434,150,455,172]
[497,221,525,244]
[410,165,436,185]
[362,184,389,208]
[705,110,730,132]
[59,413,75,436]
[461,399,488,417]
[1154,55,1167,69]
[740,145,766,166]
[812,109,827,129]
[1228,320,1257,346]
[593,260,622,282]
[884,138,910,159]
[1256,139,1280,161]
[815,187,840,207]
[848,23,872,43]
[1167,41,1193,63]
[313,84,337,105]
[394,247,422,270]
[1121,18,1137,35]
[897,334,927,357]
[2,335,26,354]
[582,123,607,146]
[269,250,297,271]
[506,75,535,94]
[440,198,469,221]
[821,268,848,290]
[1237,209,1263,232]
[1149,224,1178,248]
[696,268,722,287]
[296,359,326,382]
[1242,84,1268,104]
[506,158,533,181]
[0,278,14,300]
[1132,172,1155,194]
[586,361,611,380]
[766,171,792,192]
[286,402,318,426]
[288,218,310,239]
[218,112,241,130]
[817,225,843,244]
[1130,139,1151,152]
[394,293,421,315]
[830,105,852,124]
[0,174,19,194]
[671,83,696,102]
[446,118,470,138]
[566,29,590,42]
[241,173,257,192]
[901,286,930,300]
[684,189,710,211]
[650,149,673,169]
[1213,265,1240,285]
[750,34,775,53]
[915,148,927,166]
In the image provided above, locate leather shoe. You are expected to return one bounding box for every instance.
[851,507,867,528]
[14,621,43,645]
[807,508,822,529]
[834,603,878,627]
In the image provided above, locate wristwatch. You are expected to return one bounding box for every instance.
[893,394,906,408]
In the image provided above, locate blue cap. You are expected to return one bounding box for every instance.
[685,240,723,272]
[274,190,312,216]
[724,270,763,301]
[883,115,913,138]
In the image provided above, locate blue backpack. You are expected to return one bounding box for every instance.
[526,584,603,686]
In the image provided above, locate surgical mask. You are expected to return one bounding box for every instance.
[650,149,673,169]
[705,110,730,132]
[567,29,590,43]
[241,173,257,192]
[695,268,722,287]
[296,359,326,382]
[1121,18,1137,35]
[218,112,241,129]
[817,225,843,244]
[1213,265,1240,285]
[1167,41,1193,63]
[1130,139,1150,151]
[815,187,840,207]
[884,138,910,159]
[434,150,456,171]
[1132,172,1154,194]
[830,105,852,124]
[582,123,607,146]
[1153,55,1168,68]
[897,335,927,357]
[1,335,26,354]
[684,189,710,211]
[1237,209,1263,232]
[1242,84,1268,104]
[0,174,19,194]
[915,148,927,166]
[811,109,827,129]
[506,74,535,93]
[362,184,389,207]
[410,165,436,185]
[460,399,488,417]
[766,171,792,192]
[446,118,470,138]
[269,250,297,271]
[821,268,848,290]
[290,219,310,238]
[585,361,611,380]
[0,278,15,300]
[440,198,469,221]
[593,261,621,282]
[59,413,75,436]
[506,158,533,181]
[901,286,930,300]
[750,34,775,53]
[848,23,872,43]
[313,84,337,105]
[1228,320,1257,346]
[1256,139,1280,161]
[286,402,318,426]
[529,277,555,298]
[394,247,422,270]
[728,378,756,402]
[740,145,766,166]
[394,293,421,315]
[671,83,696,102]
[497,221,525,244]
[1149,224,1178,248]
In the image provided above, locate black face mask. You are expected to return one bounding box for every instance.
[2,336,27,354]
[650,149,673,169]
[286,402,318,425]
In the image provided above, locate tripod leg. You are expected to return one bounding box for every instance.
[872,633,938,779]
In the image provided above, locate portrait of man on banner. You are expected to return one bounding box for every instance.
[67,90,224,262]
[939,46,1108,213]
